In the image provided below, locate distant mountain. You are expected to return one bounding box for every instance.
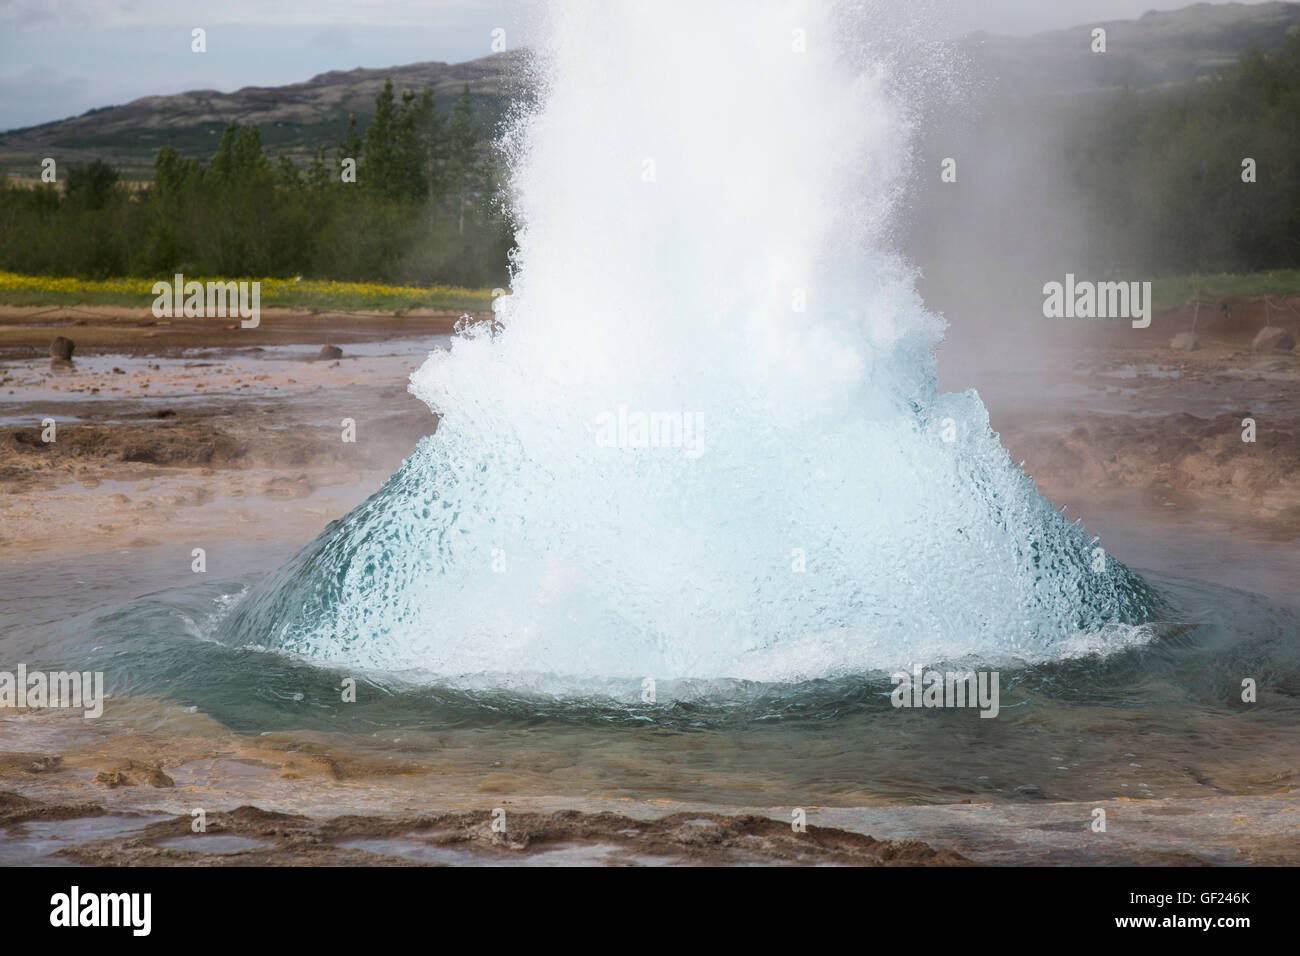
[0,50,529,173]
[3,2,1298,174]
[962,1,1300,97]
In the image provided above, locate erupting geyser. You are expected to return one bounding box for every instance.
[222,0,1159,687]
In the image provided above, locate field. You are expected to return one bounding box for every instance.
[0,270,496,314]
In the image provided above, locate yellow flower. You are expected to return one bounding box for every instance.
[0,270,495,308]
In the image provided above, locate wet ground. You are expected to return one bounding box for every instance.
[1,304,1297,865]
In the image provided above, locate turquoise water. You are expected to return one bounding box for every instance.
[4,544,1297,806]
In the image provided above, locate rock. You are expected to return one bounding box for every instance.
[1169,331,1200,351]
[49,336,75,360]
[131,762,174,788]
[1252,326,1296,351]
[263,475,314,500]
[317,345,344,360]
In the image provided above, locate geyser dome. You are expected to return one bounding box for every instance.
[220,0,1159,686]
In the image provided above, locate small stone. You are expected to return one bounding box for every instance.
[317,345,344,360]
[1252,326,1296,351]
[263,475,314,500]
[49,336,75,360]
[137,765,174,788]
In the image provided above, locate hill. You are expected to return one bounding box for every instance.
[4,4,1299,176]
[964,1,1300,96]
[0,51,529,175]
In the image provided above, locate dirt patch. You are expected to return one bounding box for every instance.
[0,789,107,827]
[0,305,489,353]
[1003,411,1300,536]
[23,794,970,867]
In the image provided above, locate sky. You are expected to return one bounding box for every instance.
[0,0,1221,131]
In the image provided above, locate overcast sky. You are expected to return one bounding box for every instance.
[0,0,1221,131]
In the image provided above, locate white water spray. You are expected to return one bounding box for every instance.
[225,0,1156,687]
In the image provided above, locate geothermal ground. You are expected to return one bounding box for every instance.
[1,302,1297,865]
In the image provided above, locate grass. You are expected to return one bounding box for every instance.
[1149,270,1300,313]
[3,268,1298,317]
[0,271,496,313]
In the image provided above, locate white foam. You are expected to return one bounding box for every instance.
[229,0,1159,684]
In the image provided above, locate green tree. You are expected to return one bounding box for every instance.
[362,80,399,194]
[64,159,121,211]
[338,115,362,183]
[446,85,482,233]
[275,153,302,188]
[308,145,332,190]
